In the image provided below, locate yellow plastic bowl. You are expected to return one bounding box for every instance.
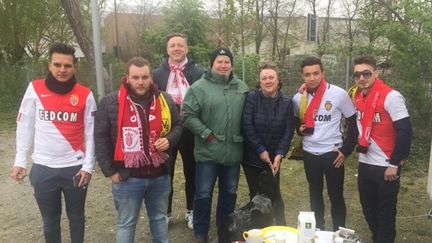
[261,226,298,243]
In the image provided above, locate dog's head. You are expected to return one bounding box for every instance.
[253,168,278,200]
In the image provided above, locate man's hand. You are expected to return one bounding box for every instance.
[259,151,272,165]
[298,124,306,134]
[10,166,26,183]
[154,137,169,152]
[272,154,283,175]
[75,170,92,187]
[333,149,346,168]
[110,172,122,184]
[384,166,399,181]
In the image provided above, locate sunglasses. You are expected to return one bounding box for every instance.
[353,70,372,80]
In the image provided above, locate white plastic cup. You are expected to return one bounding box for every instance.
[243,229,263,243]
[334,236,344,243]
[275,234,286,243]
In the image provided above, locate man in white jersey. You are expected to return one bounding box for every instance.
[352,55,412,243]
[292,56,358,231]
[10,42,96,243]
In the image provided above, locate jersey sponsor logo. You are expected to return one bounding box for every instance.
[314,114,331,122]
[356,111,381,123]
[39,109,78,122]
[324,100,333,111]
[70,94,79,106]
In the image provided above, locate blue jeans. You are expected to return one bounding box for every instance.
[112,175,170,243]
[193,162,240,240]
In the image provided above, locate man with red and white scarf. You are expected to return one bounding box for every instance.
[293,56,358,231]
[352,55,412,243]
[95,57,182,243]
[153,33,203,229]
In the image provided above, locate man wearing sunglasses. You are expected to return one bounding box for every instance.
[352,55,412,243]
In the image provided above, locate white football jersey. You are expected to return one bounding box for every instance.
[14,79,96,173]
[293,83,356,154]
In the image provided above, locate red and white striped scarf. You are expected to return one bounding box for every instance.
[113,79,169,168]
[166,57,189,106]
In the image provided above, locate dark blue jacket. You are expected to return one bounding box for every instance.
[242,89,295,168]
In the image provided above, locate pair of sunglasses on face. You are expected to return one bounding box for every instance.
[353,70,372,80]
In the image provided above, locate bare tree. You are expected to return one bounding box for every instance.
[268,0,280,60]
[341,0,361,55]
[129,0,163,55]
[321,0,334,46]
[255,0,266,54]
[60,0,95,67]
[280,0,298,66]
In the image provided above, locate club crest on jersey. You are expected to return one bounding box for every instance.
[324,100,333,111]
[70,94,79,106]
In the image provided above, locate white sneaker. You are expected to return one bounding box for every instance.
[166,214,172,225]
[185,211,193,229]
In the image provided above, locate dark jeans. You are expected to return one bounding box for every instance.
[242,163,286,225]
[168,128,196,214]
[29,163,87,243]
[303,151,346,231]
[193,162,240,240]
[358,163,400,243]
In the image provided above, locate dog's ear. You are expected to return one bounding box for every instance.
[254,170,274,194]
[264,165,273,175]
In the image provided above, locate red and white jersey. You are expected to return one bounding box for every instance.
[293,84,356,154]
[14,79,96,173]
[355,90,409,167]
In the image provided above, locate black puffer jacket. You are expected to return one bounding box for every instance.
[242,89,295,168]
[94,90,183,179]
[153,58,204,91]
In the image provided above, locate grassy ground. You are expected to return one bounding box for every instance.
[0,111,431,242]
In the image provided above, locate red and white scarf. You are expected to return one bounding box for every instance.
[114,80,169,168]
[356,79,384,153]
[301,80,327,135]
[166,57,189,106]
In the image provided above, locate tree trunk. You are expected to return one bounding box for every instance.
[59,0,95,68]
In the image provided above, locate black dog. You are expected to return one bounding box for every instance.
[218,168,281,243]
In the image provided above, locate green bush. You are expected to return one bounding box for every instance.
[0,65,31,112]
[233,53,260,88]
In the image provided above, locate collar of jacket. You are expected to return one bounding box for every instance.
[258,88,282,100]
[161,56,195,70]
[204,69,235,84]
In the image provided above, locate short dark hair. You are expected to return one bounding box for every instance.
[126,56,152,76]
[256,61,282,90]
[49,42,77,64]
[166,32,188,45]
[301,56,323,72]
[354,55,377,70]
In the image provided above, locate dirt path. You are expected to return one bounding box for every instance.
[1,129,432,243]
[0,130,208,243]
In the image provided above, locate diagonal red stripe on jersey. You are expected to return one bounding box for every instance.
[32,79,90,152]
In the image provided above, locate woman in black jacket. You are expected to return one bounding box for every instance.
[242,62,295,225]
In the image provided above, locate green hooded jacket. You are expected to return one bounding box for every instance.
[182,69,249,165]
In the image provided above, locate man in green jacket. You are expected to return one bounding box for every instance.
[182,47,249,243]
